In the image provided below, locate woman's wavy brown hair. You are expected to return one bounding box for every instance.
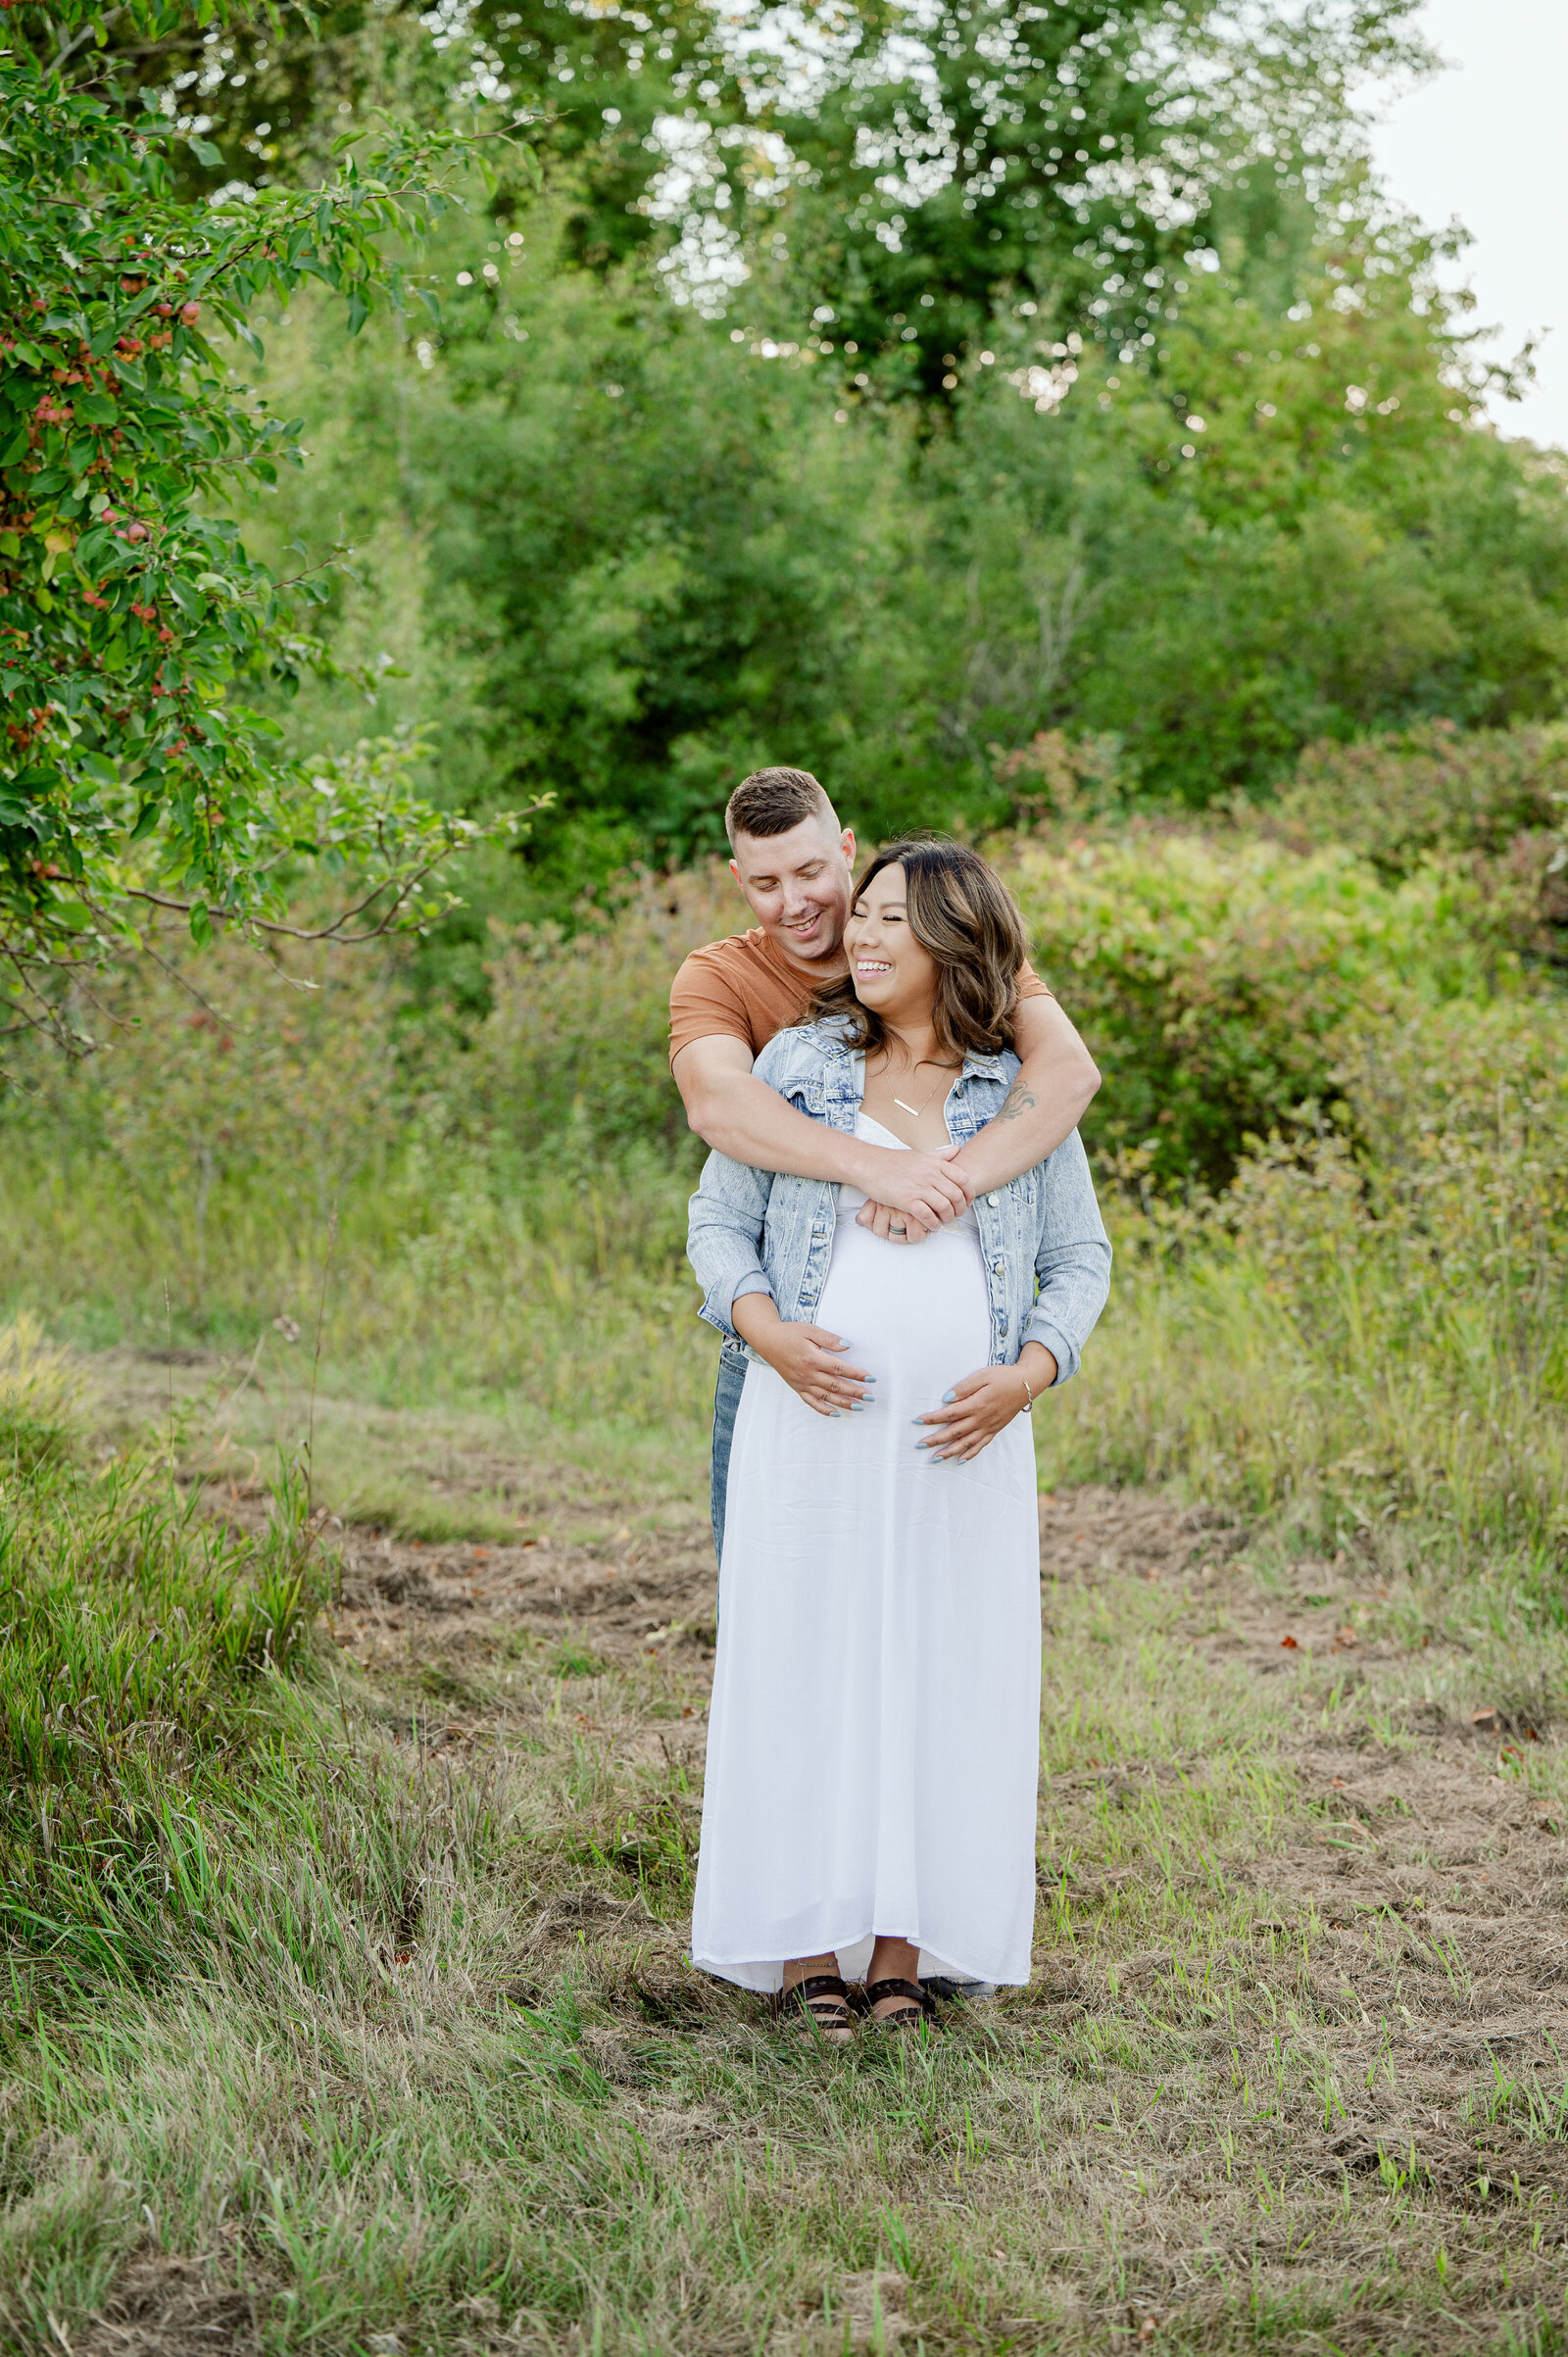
[811,838,1029,1061]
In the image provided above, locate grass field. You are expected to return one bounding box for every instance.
[1,798,1565,2351]
[4,1332,1568,2356]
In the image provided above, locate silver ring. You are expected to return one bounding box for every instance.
[888,1218,907,1235]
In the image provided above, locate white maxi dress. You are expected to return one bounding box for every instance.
[690,1111,1042,1992]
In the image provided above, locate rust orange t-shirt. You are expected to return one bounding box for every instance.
[668,926,1051,1065]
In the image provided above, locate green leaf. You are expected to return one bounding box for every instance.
[188,136,224,168]
[188,902,213,947]
[346,289,370,336]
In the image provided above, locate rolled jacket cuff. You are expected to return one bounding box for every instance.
[699,1269,774,1340]
[1022,1314,1079,1386]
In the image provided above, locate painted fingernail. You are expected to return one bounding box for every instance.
[850,1402,867,1412]
[829,1409,844,1418]
[909,1417,928,1427]
[941,1388,957,1404]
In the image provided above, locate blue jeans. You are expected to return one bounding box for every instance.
[710,1345,748,1566]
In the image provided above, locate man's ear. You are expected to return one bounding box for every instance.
[840,829,856,865]
[728,858,742,888]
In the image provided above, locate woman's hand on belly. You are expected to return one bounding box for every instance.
[914,1342,1058,1462]
[732,1293,876,1417]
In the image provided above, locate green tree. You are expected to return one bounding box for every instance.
[748,0,1424,394]
[928,214,1568,801]
[0,0,528,1054]
[240,211,948,862]
[118,0,1427,394]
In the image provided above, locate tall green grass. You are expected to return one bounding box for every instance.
[0,1411,340,1999]
[0,1131,709,1424]
[1042,994,1568,1587]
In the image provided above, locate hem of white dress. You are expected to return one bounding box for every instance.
[689,1926,1032,1995]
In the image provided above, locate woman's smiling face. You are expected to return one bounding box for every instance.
[844,864,940,1026]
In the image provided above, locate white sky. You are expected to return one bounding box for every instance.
[1365,0,1568,451]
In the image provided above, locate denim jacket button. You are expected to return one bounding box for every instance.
[986,1191,1001,1206]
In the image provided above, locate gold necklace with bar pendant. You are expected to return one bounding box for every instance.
[890,1058,959,1118]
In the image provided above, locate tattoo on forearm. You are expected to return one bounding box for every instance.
[995,1084,1039,1122]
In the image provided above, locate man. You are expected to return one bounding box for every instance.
[671,765,1102,1566]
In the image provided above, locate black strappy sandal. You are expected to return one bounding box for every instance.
[772,1973,855,2044]
[864,1977,939,2037]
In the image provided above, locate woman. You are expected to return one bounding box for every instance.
[685,842,1110,2039]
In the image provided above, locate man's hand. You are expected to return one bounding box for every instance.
[853,1142,980,1244]
[732,1295,875,1417]
[913,1344,1058,1461]
[850,1144,973,1235]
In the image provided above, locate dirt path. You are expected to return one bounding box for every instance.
[72,1352,1568,2344]
[318,1480,1568,2134]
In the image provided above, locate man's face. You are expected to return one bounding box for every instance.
[729,813,857,967]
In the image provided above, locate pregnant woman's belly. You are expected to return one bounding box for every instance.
[718,1103,1036,1560]
[813,1214,994,1418]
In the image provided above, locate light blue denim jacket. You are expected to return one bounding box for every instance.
[686,1019,1111,1381]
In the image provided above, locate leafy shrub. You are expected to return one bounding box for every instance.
[452,826,1528,1197]
[453,864,735,1161]
[1010,826,1516,1186]
[1277,719,1568,875]
[1273,721,1568,964]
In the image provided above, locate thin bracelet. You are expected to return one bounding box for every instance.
[1019,1370,1035,1410]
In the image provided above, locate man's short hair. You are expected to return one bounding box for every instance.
[725,766,833,847]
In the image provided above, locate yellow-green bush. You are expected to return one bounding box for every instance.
[1010,824,1518,1184]
[450,863,735,1159]
[1276,717,1568,882]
